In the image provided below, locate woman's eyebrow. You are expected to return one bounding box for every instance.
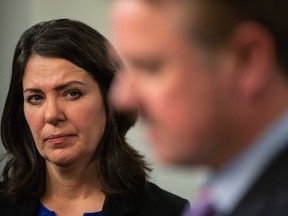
[23,80,85,93]
[54,80,85,91]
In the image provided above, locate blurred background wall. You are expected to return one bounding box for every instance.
[0,0,205,200]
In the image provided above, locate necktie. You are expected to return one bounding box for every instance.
[182,188,217,216]
[183,202,216,216]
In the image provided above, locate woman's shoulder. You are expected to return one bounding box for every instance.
[103,182,189,216]
[135,182,189,216]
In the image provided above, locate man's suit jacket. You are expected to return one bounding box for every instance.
[226,146,288,216]
[0,182,188,216]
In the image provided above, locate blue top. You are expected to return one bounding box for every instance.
[38,202,102,216]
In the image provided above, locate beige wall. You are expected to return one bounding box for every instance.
[0,0,205,200]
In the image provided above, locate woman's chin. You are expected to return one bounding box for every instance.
[46,153,76,167]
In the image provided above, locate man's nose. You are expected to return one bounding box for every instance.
[109,71,139,111]
[44,99,66,125]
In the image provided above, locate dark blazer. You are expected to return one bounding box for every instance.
[226,146,288,216]
[0,182,188,216]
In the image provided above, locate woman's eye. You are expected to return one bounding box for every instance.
[65,90,82,100]
[27,95,43,105]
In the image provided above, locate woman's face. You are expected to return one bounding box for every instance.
[23,55,106,167]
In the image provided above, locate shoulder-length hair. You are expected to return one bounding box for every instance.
[0,19,150,202]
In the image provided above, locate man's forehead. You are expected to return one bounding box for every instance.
[112,1,167,27]
[111,0,201,40]
[111,0,192,26]
[111,1,192,41]
[110,0,201,63]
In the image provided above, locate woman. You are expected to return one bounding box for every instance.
[0,19,188,215]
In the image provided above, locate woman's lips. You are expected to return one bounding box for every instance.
[45,134,76,144]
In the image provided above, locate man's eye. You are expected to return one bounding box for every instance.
[65,90,82,100]
[27,95,43,105]
[131,58,165,75]
[144,62,161,73]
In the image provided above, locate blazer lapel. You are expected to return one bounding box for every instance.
[227,145,288,216]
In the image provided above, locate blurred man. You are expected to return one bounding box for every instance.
[109,0,288,215]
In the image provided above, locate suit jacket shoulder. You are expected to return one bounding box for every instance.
[228,146,288,216]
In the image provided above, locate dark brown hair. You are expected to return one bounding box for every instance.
[0,18,150,202]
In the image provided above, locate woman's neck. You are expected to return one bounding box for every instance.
[41,160,105,215]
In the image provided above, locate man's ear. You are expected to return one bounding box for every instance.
[227,22,276,101]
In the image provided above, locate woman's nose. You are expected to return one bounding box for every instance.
[44,99,66,125]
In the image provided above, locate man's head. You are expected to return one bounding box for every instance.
[109,0,288,168]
